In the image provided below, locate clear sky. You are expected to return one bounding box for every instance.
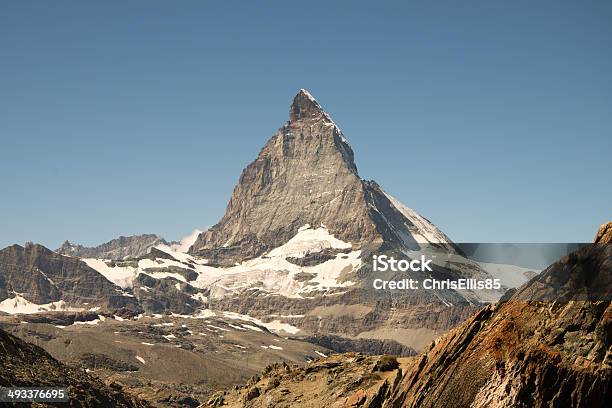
[1,0,610,249]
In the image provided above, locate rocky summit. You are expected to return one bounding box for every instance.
[183,90,500,349]
[189,89,456,264]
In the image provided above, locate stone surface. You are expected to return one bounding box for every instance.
[595,221,612,244]
[0,327,149,407]
[0,243,140,310]
[57,234,168,260]
[303,334,416,357]
[190,90,454,264]
[386,226,611,408]
[211,353,411,408]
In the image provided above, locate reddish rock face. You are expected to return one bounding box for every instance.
[386,225,612,408]
[345,388,367,406]
[595,221,612,244]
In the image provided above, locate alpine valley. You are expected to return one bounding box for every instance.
[1,90,607,407]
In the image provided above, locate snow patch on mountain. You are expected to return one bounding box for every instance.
[477,261,540,288]
[140,272,187,283]
[300,250,360,293]
[382,191,453,246]
[130,225,360,298]
[0,294,84,314]
[267,224,352,258]
[85,225,360,300]
[74,318,101,326]
[223,311,301,335]
[193,245,361,298]
[83,258,137,288]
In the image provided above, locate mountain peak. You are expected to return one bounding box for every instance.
[190,91,457,266]
[289,89,326,121]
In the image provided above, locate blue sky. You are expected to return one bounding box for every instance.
[1,0,610,249]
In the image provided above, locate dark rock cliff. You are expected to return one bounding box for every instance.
[0,243,139,310]
[0,327,149,407]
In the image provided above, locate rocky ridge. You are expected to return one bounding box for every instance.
[302,334,416,357]
[386,224,611,407]
[0,243,140,311]
[57,234,169,260]
[0,327,149,407]
[189,89,456,264]
[204,353,411,408]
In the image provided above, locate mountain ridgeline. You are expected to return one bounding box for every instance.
[1,90,499,355]
[57,234,168,260]
[0,90,608,407]
[0,243,139,310]
[0,327,149,407]
[189,89,456,264]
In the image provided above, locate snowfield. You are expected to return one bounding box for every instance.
[267,224,352,258]
[83,225,361,300]
[0,294,84,314]
[222,311,301,335]
[382,190,455,250]
[71,220,508,315]
[477,261,540,288]
[83,258,137,288]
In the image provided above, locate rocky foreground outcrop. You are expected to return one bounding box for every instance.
[595,221,612,244]
[0,328,149,407]
[390,222,611,407]
[203,353,411,408]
